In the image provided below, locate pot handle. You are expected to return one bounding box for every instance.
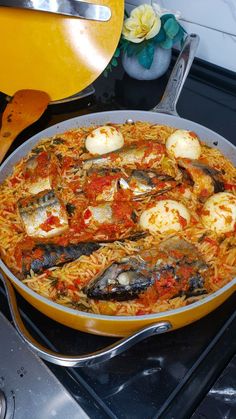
[152,33,200,116]
[0,272,172,367]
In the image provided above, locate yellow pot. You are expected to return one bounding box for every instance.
[2,263,235,337]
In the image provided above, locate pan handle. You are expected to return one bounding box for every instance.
[0,272,172,367]
[152,33,200,116]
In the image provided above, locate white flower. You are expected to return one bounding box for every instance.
[122,4,161,44]
[152,2,181,20]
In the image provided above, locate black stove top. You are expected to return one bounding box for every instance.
[0,56,236,419]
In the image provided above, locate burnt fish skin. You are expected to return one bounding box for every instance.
[22,242,100,275]
[83,237,208,301]
[83,258,154,301]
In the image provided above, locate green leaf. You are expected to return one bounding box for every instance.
[120,38,130,52]
[172,27,185,45]
[111,57,118,67]
[102,46,121,77]
[160,14,175,24]
[164,17,180,39]
[137,42,155,69]
[113,48,121,58]
[152,27,166,44]
[126,43,137,57]
[126,41,147,57]
[121,42,129,53]
[160,38,173,49]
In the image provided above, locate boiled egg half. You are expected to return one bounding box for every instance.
[201,192,236,234]
[85,126,124,155]
[166,129,201,159]
[139,199,190,234]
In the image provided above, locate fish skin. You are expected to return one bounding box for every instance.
[23,152,59,195]
[172,274,208,299]
[178,159,224,201]
[83,237,208,301]
[118,170,177,199]
[158,236,208,270]
[18,189,68,239]
[83,259,154,301]
[82,141,165,170]
[83,168,177,202]
[22,242,100,275]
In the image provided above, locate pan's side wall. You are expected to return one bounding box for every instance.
[12,277,236,336]
[1,111,236,182]
[125,0,236,73]
[0,111,236,336]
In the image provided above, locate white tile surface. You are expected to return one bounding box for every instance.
[156,0,236,35]
[179,21,236,72]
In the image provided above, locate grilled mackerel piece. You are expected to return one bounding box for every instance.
[83,258,153,301]
[18,189,68,239]
[83,237,208,301]
[23,152,59,195]
[178,159,225,201]
[83,141,165,170]
[118,170,177,199]
[83,168,178,202]
[22,242,100,275]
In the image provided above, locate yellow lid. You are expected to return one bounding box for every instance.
[0,1,124,101]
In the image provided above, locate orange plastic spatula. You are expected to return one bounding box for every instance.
[0,89,50,163]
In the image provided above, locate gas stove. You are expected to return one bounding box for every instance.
[0,56,236,419]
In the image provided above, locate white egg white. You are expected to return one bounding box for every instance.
[85,126,124,155]
[201,192,236,234]
[83,204,112,225]
[139,199,190,234]
[166,129,201,159]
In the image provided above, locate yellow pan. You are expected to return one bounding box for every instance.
[0,1,124,101]
[1,266,235,337]
[0,109,235,340]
